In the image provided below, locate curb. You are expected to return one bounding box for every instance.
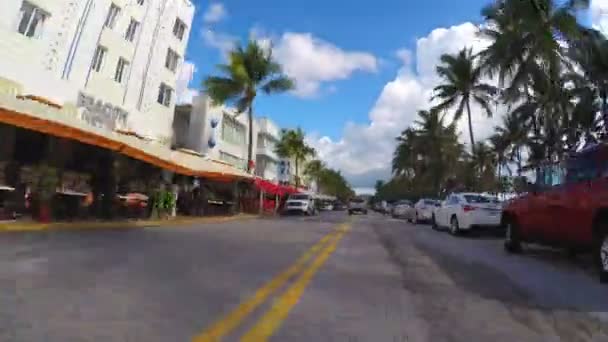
[0,214,259,233]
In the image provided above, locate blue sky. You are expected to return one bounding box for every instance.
[184,0,488,139]
[177,0,603,191]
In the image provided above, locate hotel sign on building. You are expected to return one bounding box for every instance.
[77,92,129,131]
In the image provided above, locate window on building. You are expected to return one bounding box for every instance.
[114,57,129,83]
[91,46,107,72]
[124,18,139,42]
[220,152,246,170]
[104,3,120,29]
[137,0,144,5]
[173,18,187,40]
[17,2,49,38]
[157,83,173,107]
[221,115,246,146]
[165,49,180,73]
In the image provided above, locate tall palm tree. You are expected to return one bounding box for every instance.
[204,41,294,173]
[480,0,588,125]
[275,128,315,187]
[304,159,325,192]
[488,133,510,178]
[432,48,497,152]
[495,111,528,174]
[392,128,418,177]
[393,109,463,196]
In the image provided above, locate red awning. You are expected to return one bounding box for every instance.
[253,179,299,196]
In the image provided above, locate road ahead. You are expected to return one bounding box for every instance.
[2,212,607,341]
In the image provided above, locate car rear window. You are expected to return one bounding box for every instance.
[423,200,436,205]
[289,195,310,200]
[464,195,490,204]
[350,198,365,203]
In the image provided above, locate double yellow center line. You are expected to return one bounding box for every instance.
[193,222,351,342]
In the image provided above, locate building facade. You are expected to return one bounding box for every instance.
[173,94,292,182]
[0,0,194,143]
[173,94,258,172]
[255,117,280,182]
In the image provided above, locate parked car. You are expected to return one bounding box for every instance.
[502,143,608,283]
[413,198,440,223]
[348,197,368,215]
[392,200,413,219]
[333,202,347,211]
[432,193,502,234]
[284,193,317,215]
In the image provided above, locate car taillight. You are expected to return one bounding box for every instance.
[463,205,476,212]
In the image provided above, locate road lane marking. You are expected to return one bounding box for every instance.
[192,225,344,342]
[239,224,350,342]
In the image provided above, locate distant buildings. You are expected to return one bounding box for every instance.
[0,0,195,142]
[173,94,307,186]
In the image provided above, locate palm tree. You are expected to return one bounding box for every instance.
[495,111,528,174]
[204,41,294,173]
[392,109,464,196]
[275,128,315,187]
[480,0,588,131]
[432,48,497,152]
[488,133,510,178]
[304,159,325,192]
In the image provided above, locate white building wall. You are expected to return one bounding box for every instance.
[183,94,258,171]
[0,0,194,144]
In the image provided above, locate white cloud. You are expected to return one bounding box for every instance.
[308,22,503,188]
[203,3,227,24]
[202,29,236,57]
[176,61,198,104]
[592,0,608,33]
[272,32,378,97]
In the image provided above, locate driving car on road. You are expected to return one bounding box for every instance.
[502,143,608,283]
[391,200,413,219]
[413,199,440,223]
[432,193,502,235]
[284,193,317,215]
[348,197,368,215]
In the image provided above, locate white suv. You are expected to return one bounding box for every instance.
[432,193,502,235]
[284,194,316,215]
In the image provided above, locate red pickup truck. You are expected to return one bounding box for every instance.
[502,143,608,283]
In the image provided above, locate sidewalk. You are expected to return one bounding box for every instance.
[0,214,258,233]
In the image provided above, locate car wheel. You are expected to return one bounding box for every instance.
[431,215,438,230]
[449,216,460,236]
[596,228,608,284]
[504,218,523,254]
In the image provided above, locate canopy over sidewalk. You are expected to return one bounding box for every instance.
[253,178,298,196]
[0,93,251,181]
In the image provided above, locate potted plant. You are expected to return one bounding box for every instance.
[151,190,175,220]
[35,163,58,223]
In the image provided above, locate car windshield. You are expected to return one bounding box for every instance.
[464,195,491,204]
[289,195,310,201]
[423,200,437,205]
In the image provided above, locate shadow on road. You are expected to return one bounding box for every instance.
[372,219,608,316]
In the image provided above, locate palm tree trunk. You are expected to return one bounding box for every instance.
[465,100,475,153]
[517,147,522,176]
[247,106,254,173]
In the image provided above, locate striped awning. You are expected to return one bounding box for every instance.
[0,93,251,181]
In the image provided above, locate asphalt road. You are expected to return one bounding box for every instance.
[1,212,607,341]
